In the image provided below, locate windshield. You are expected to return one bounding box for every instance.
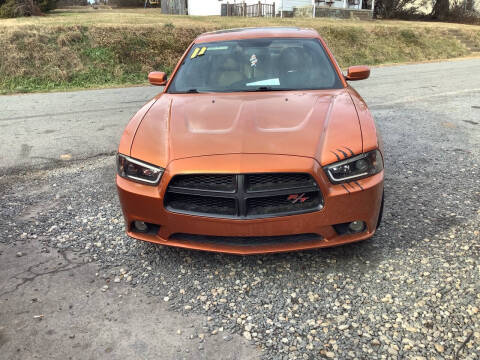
[167,38,343,93]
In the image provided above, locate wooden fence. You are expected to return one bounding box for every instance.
[221,2,276,17]
[161,0,187,15]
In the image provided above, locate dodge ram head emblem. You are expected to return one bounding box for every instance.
[287,193,309,204]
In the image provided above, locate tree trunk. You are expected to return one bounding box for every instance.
[431,0,449,19]
[465,0,473,11]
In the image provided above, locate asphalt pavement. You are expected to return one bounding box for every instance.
[1,59,479,359]
[1,58,479,173]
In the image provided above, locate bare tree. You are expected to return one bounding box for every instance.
[431,0,450,19]
[14,0,42,15]
[374,0,419,18]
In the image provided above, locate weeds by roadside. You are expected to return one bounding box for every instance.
[0,10,479,94]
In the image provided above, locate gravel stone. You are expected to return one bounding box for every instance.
[243,331,252,340]
[1,77,480,359]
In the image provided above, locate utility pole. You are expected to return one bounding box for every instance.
[281,0,283,18]
[312,0,316,18]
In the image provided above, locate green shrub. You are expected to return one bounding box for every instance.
[109,0,144,7]
[0,0,57,18]
[37,0,57,12]
[0,0,16,18]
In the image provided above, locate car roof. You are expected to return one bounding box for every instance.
[195,27,320,44]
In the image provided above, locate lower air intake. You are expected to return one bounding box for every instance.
[169,233,322,246]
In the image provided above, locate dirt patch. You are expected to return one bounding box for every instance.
[0,240,260,359]
[0,328,8,348]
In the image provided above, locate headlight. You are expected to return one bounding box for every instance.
[117,154,164,185]
[324,149,383,184]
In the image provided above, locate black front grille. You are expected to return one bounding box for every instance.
[165,193,236,216]
[164,173,323,219]
[246,191,321,216]
[168,174,236,192]
[246,173,316,192]
[169,233,322,246]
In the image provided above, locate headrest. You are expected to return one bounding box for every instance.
[279,47,305,70]
[221,56,239,71]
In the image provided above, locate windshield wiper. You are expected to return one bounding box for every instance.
[248,86,291,92]
[171,88,202,94]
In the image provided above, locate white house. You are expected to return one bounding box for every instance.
[172,0,365,16]
[186,0,314,16]
[186,0,222,15]
[282,0,365,11]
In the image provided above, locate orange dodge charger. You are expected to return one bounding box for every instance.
[116,27,384,255]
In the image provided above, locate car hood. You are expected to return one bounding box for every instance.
[130,89,363,167]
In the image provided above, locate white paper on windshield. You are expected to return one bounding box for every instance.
[246,78,280,86]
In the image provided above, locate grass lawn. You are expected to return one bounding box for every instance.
[2,8,480,30]
[0,8,479,94]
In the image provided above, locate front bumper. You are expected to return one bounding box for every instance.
[116,154,384,255]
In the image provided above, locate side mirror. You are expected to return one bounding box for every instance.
[148,71,167,86]
[345,66,370,81]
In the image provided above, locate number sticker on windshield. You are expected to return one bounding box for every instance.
[191,46,207,59]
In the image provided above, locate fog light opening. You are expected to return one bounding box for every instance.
[348,221,365,233]
[133,221,149,233]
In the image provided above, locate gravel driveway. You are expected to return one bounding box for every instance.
[1,59,479,359]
